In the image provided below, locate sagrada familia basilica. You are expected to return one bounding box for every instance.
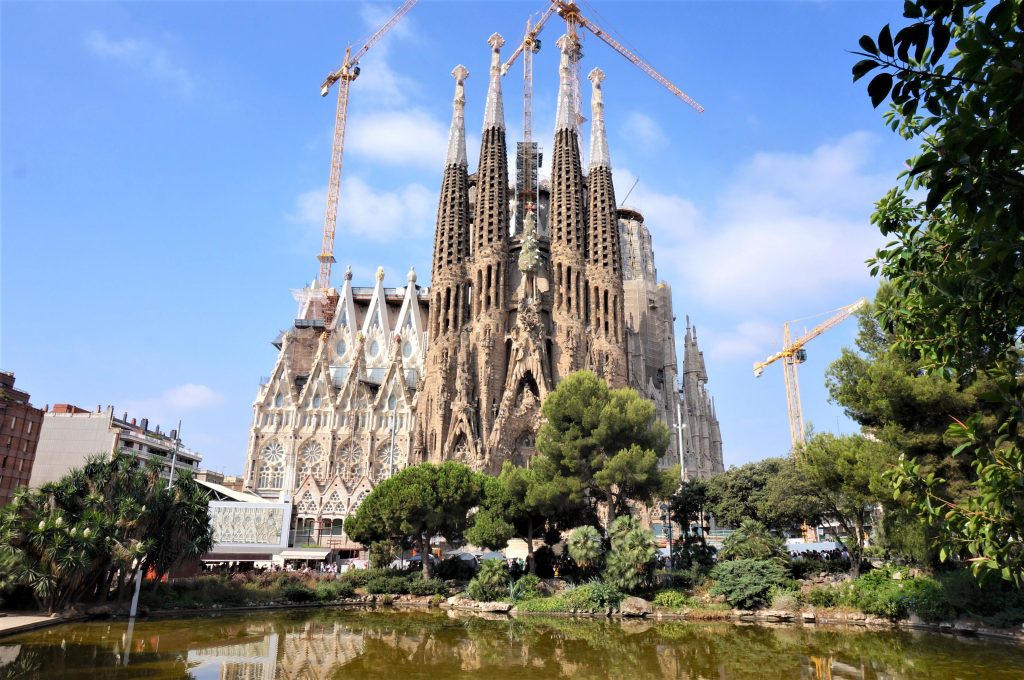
[242,34,723,551]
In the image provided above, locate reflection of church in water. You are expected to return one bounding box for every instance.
[241,33,724,549]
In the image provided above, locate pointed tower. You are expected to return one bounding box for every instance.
[549,35,588,380]
[418,65,473,463]
[584,67,627,386]
[467,33,512,454]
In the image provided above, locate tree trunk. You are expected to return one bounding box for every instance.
[850,513,865,578]
[418,533,430,581]
[605,492,617,531]
[526,519,536,575]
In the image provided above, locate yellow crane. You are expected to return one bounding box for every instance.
[500,1,704,210]
[316,0,419,294]
[754,298,867,452]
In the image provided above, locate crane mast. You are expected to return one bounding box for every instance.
[316,0,419,294]
[754,298,868,451]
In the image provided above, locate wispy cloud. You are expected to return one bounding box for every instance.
[622,112,667,152]
[121,383,225,431]
[347,109,448,170]
[615,131,889,316]
[84,30,194,96]
[287,176,435,245]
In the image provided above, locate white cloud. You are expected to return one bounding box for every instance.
[84,30,194,96]
[622,112,667,151]
[699,320,780,361]
[287,176,435,244]
[615,131,890,313]
[347,109,448,169]
[121,384,225,430]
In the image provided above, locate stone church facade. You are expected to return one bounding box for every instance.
[242,34,723,549]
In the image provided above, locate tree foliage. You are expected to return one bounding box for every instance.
[853,0,1024,583]
[534,371,675,525]
[567,525,604,575]
[344,461,483,580]
[718,519,787,562]
[704,458,825,533]
[603,515,658,594]
[0,452,212,613]
[798,433,898,576]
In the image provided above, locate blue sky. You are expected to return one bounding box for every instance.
[2,1,912,475]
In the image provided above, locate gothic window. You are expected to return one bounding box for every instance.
[298,441,325,481]
[374,443,398,483]
[352,489,370,512]
[337,445,364,483]
[312,395,322,408]
[336,339,347,356]
[402,340,413,358]
[322,490,344,515]
[274,394,284,408]
[369,340,380,357]
[297,490,318,515]
[387,395,398,411]
[257,441,285,489]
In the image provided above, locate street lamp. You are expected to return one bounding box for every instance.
[659,502,673,571]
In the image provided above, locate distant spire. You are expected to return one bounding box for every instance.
[445,65,469,166]
[588,67,610,169]
[483,33,505,131]
[555,35,576,132]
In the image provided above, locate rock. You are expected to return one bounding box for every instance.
[446,594,465,606]
[801,610,816,623]
[475,601,512,613]
[87,605,113,618]
[891,571,903,580]
[620,597,653,617]
[760,610,795,622]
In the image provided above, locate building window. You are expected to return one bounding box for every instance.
[274,394,284,408]
[298,441,324,481]
[402,341,413,358]
[336,340,347,356]
[369,340,380,357]
[257,441,286,489]
[312,395,322,408]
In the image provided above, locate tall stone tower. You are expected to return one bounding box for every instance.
[419,64,473,465]
[584,67,627,387]
[548,35,588,381]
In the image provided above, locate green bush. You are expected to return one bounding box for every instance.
[340,568,392,588]
[561,581,624,612]
[657,564,708,590]
[790,558,850,579]
[467,559,508,602]
[719,520,788,562]
[806,586,840,608]
[768,587,803,612]
[937,569,1024,625]
[406,577,448,597]
[284,584,316,603]
[366,575,409,595]
[837,567,954,621]
[315,580,355,601]
[509,574,543,602]
[652,589,691,609]
[514,595,565,613]
[710,559,791,609]
[604,517,657,594]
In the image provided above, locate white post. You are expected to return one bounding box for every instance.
[128,566,143,617]
[675,397,687,483]
[168,419,182,485]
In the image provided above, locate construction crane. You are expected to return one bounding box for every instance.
[753,298,868,452]
[501,1,703,213]
[316,0,419,295]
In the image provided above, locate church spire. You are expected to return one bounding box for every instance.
[445,64,469,167]
[588,67,610,169]
[554,35,576,133]
[483,33,505,131]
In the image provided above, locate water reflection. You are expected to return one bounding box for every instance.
[1,609,1022,679]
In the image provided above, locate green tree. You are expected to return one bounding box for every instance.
[465,463,563,574]
[604,515,657,594]
[798,433,897,576]
[567,525,604,576]
[534,371,675,526]
[0,452,212,613]
[852,0,1024,583]
[719,519,787,562]
[344,462,483,580]
[704,458,825,533]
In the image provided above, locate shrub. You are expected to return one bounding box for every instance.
[604,516,657,594]
[283,584,316,603]
[568,525,605,573]
[769,588,803,612]
[406,577,448,597]
[315,580,355,601]
[515,595,565,613]
[806,586,840,608]
[710,559,791,609]
[467,559,508,602]
[657,564,707,590]
[434,556,477,582]
[366,575,409,595]
[790,557,850,580]
[837,567,953,621]
[368,541,401,569]
[561,581,624,612]
[938,569,1024,624]
[509,574,542,602]
[652,589,691,609]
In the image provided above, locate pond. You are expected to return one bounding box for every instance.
[1,609,1022,679]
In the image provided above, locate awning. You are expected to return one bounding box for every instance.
[202,553,273,562]
[279,549,331,560]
